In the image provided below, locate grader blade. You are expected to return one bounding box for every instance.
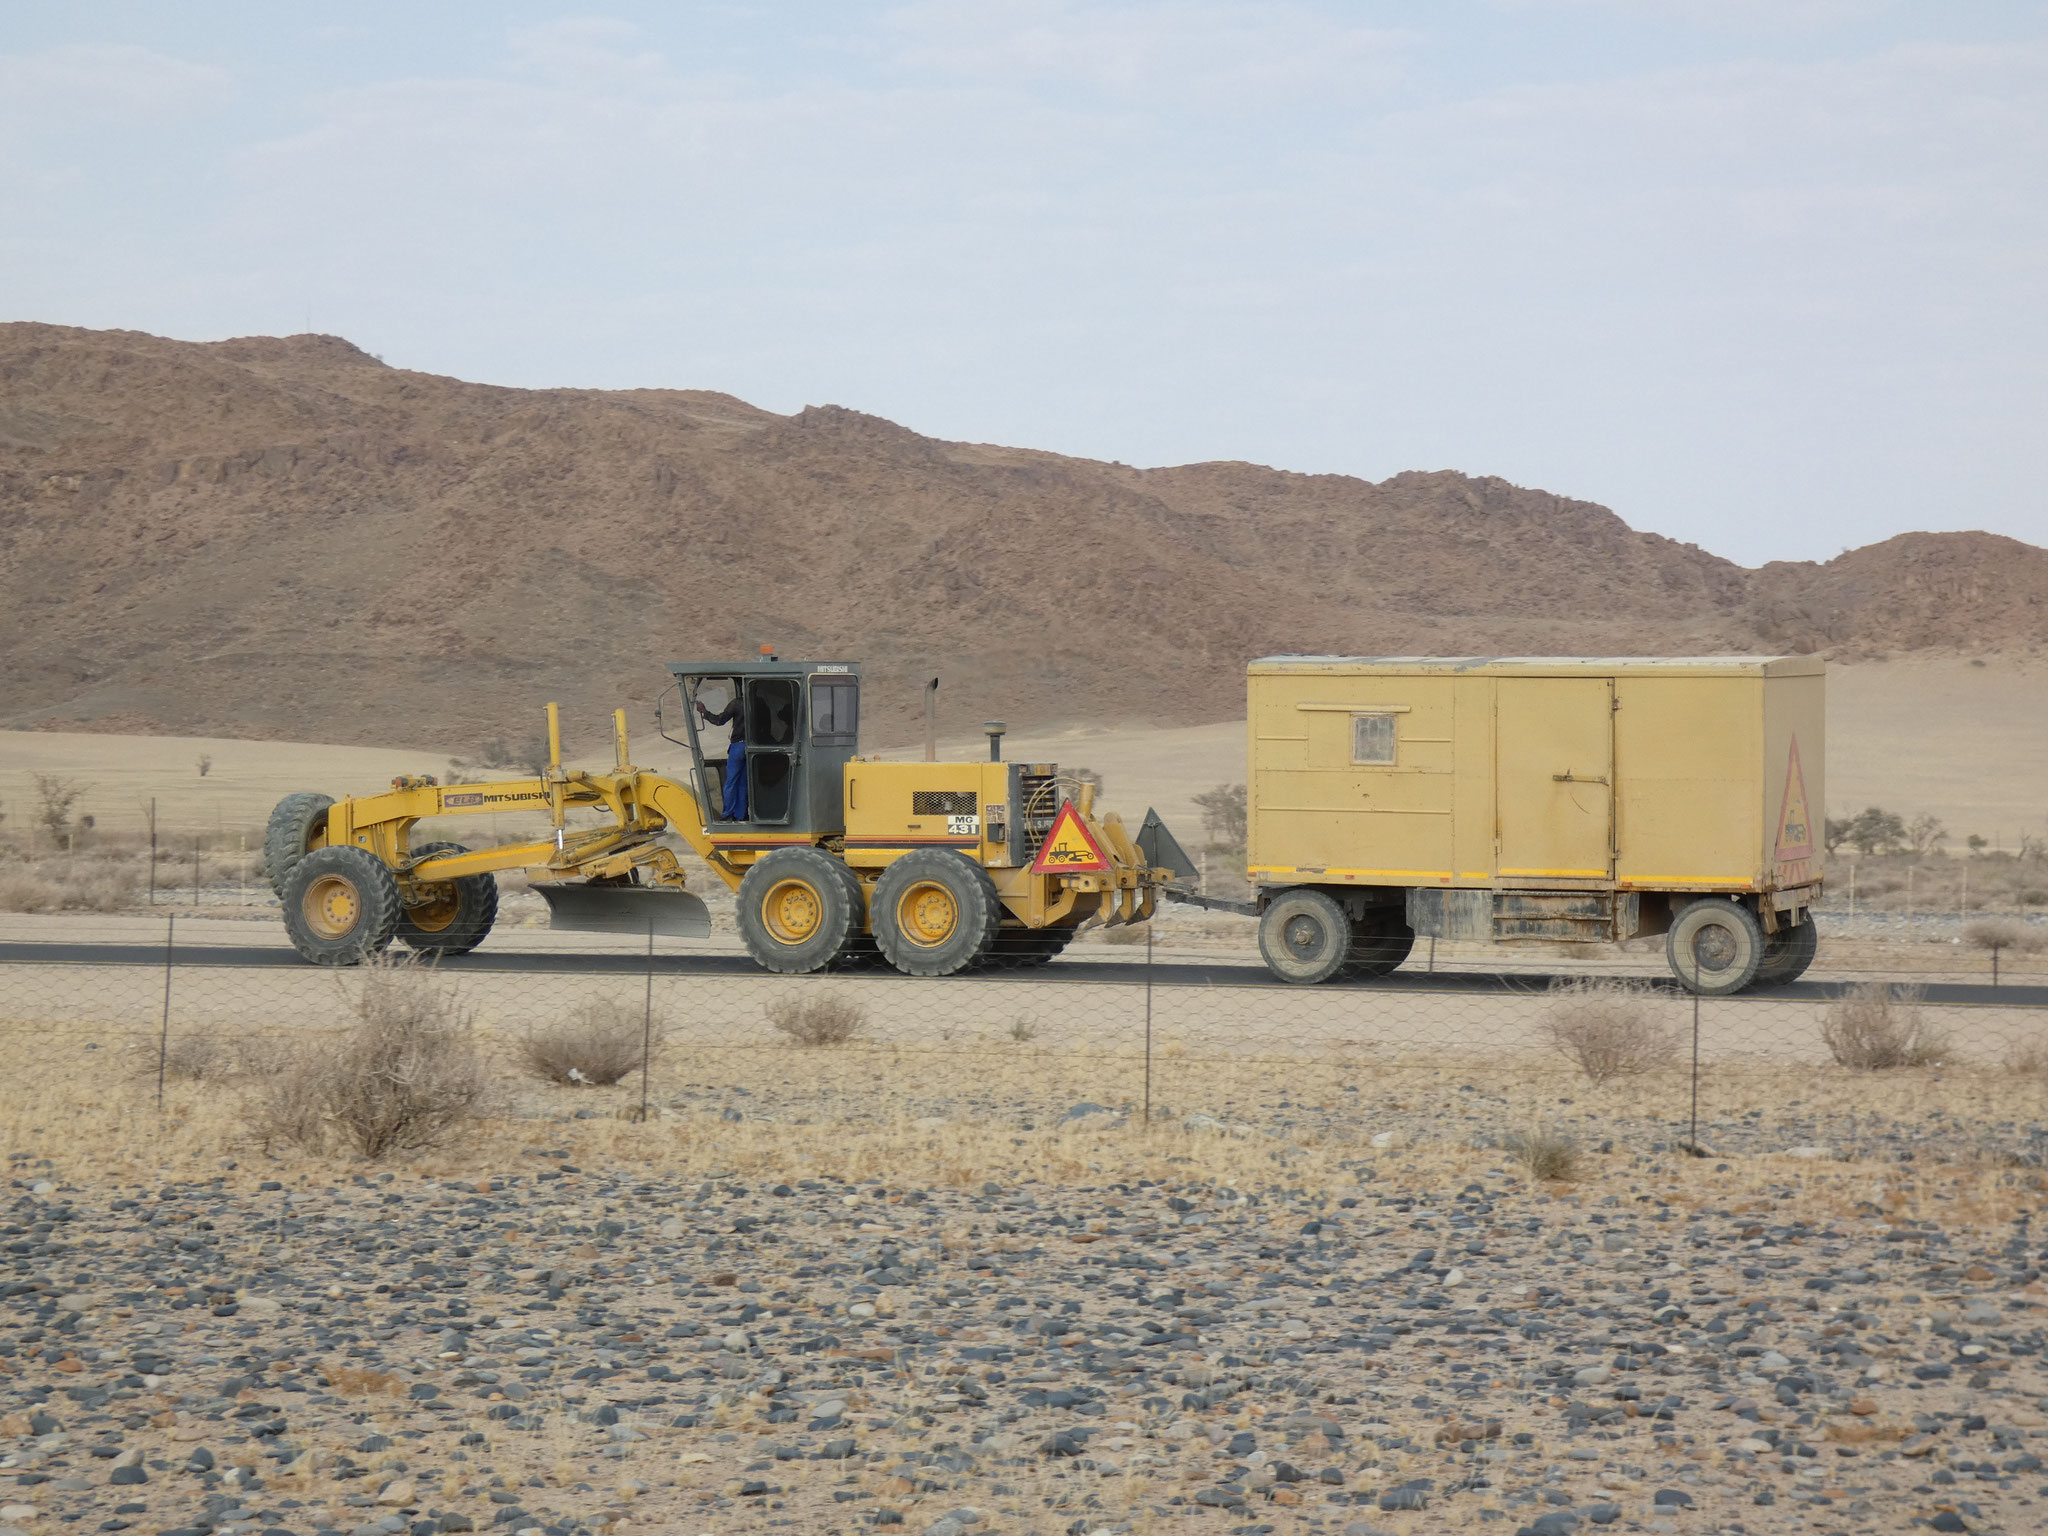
[538,884,712,938]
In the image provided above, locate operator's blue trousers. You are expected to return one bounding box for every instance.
[723,741,748,821]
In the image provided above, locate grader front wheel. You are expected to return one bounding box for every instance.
[281,845,401,965]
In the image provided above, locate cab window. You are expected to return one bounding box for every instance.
[812,678,859,745]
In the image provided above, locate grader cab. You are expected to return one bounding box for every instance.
[263,658,1179,976]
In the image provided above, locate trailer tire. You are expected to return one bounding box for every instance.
[264,792,335,899]
[1667,898,1766,995]
[873,850,1002,977]
[282,845,402,965]
[1345,912,1415,979]
[1752,916,1818,988]
[397,842,499,956]
[737,848,862,975]
[1258,888,1352,985]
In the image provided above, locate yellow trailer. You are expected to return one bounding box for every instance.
[1242,655,1824,994]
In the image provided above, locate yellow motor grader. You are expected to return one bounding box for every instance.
[264,658,1189,975]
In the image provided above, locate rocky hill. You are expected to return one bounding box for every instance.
[2,322,2041,750]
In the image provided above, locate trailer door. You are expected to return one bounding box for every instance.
[1495,677,1614,880]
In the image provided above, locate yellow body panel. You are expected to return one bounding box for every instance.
[1247,656,1825,899]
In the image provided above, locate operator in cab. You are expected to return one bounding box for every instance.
[696,681,748,821]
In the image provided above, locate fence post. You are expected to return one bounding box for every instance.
[1686,925,1703,1155]
[156,914,176,1110]
[1142,924,1153,1126]
[148,797,157,906]
[638,920,655,1123]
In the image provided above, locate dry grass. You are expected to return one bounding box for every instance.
[1541,978,1679,1083]
[766,991,867,1047]
[1820,982,1950,1069]
[0,861,141,913]
[1502,1125,1579,1182]
[518,999,657,1086]
[251,957,491,1158]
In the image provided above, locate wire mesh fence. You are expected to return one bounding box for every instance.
[3,913,2045,1169]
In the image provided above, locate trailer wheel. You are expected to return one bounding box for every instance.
[736,848,863,974]
[1752,916,1818,988]
[1666,898,1766,995]
[397,842,499,956]
[1258,888,1352,985]
[282,845,401,965]
[873,850,1001,977]
[264,792,335,899]
[1345,912,1415,978]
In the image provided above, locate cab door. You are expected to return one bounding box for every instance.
[745,677,801,825]
[1495,677,1614,880]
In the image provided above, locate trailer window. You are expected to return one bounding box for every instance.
[1352,713,1396,764]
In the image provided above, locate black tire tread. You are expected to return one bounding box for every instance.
[1258,887,1351,985]
[1753,917,1818,987]
[280,845,402,965]
[396,841,500,956]
[736,847,861,975]
[264,792,335,899]
[872,850,1002,977]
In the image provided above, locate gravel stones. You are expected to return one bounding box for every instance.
[4,1120,2048,1534]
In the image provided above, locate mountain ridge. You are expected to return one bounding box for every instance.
[2,322,2041,751]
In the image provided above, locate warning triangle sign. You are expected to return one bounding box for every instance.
[1775,737,1814,860]
[1030,801,1111,874]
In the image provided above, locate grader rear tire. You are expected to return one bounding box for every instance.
[264,792,335,899]
[1258,888,1351,985]
[873,850,1001,977]
[281,845,401,965]
[736,848,862,974]
[397,842,500,956]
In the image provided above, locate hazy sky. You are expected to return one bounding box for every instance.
[5,2,2044,565]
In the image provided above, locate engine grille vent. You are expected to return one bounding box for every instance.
[912,790,979,816]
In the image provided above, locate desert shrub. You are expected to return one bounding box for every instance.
[1008,1015,1040,1043]
[1503,1126,1578,1182]
[251,957,489,1158]
[1542,978,1679,1083]
[766,992,866,1047]
[1101,923,1151,946]
[156,1036,232,1083]
[0,863,140,913]
[1820,983,1947,1070]
[520,1000,657,1086]
[2005,1038,2048,1076]
[1965,918,2045,955]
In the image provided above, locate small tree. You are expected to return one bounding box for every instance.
[31,774,87,839]
[1193,783,1248,849]
[1966,834,1988,855]
[1905,813,1948,858]
[1823,816,1854,855]
[1846,806,1906,856]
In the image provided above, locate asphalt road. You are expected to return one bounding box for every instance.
[2,939,2041,1006]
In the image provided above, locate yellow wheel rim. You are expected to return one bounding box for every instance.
[405,883,461,933]
[897,880,958,947]
[762,878,823,944]
[303,873,363,939]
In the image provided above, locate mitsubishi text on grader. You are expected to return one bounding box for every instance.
[264,659,1184,976]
